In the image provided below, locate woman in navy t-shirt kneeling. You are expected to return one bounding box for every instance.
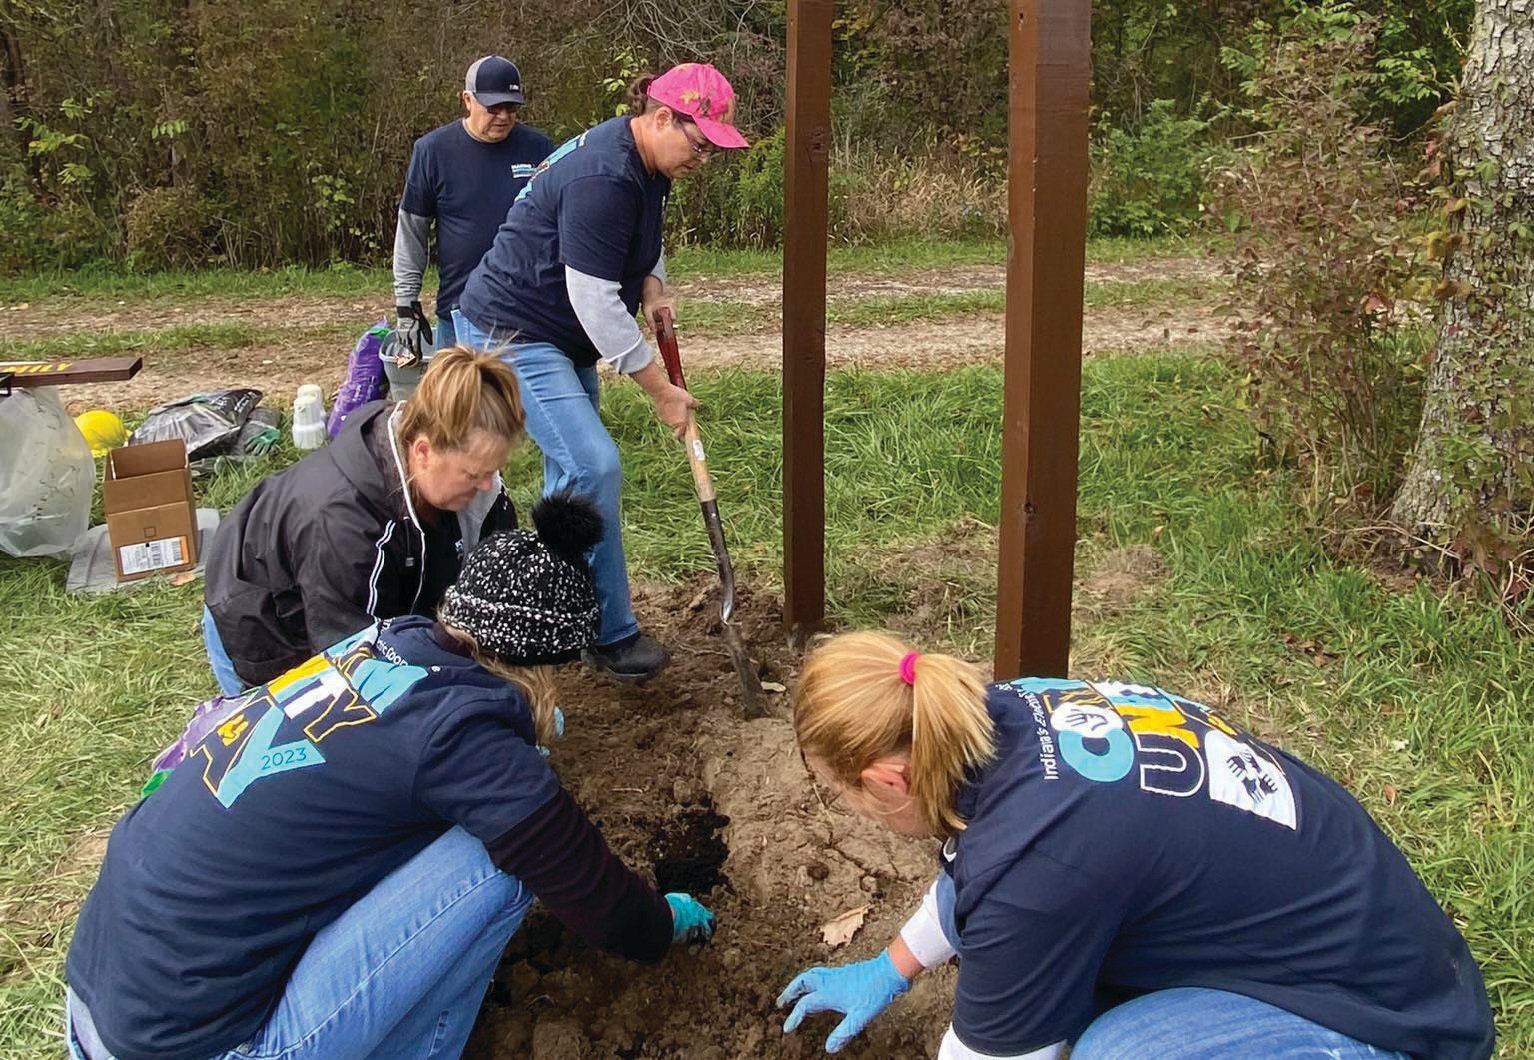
[65,495,715,1060]
[777,632,1495,1060]
[455,62,750,686]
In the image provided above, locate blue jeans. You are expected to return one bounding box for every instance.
[68,826,530,1060]
[453,310,638,645]
[1071,987,1414,1059]
[434,312,457,351]
[202,605,243,697]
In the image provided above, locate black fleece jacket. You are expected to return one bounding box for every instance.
[204,401,515,686]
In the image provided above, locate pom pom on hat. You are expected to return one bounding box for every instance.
[532,492,604,564]
[439,491,602,665]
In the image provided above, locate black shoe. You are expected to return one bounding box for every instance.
[584,632,671,684]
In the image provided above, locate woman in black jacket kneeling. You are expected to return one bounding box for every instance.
[203,346,522,693]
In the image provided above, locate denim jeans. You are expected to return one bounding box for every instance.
[67,826,529,1060]
[202,605,244,697]
[453,309,638,645]
[1071,987,1414,1059]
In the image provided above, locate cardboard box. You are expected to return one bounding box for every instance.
[103,439,198,581]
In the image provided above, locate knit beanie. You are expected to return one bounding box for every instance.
[439,492,603,665]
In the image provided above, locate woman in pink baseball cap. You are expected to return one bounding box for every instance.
[454,63,748,686]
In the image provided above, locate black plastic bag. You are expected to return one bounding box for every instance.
[129,389,264,461]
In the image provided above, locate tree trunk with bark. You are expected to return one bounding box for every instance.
[1391,0,1534,549]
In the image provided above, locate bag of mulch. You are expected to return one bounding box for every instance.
[328,322,389,438]
[129,388,264,461]
[0,387,95,559]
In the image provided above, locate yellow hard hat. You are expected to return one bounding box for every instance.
[75,409,127,457]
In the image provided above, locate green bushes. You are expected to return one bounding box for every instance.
[1214,1,1434,511]
[125,186,218,272]
[1088,100,1218,239]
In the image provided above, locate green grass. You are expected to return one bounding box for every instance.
[4,233,1209,302]
[1,351,1527,1057]
[9,321,361,361]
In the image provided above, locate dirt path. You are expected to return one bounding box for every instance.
[15,255,1224,413]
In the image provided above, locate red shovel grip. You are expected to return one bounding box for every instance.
[654,307,688,391]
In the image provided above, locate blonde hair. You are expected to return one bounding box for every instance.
[397,345,524,452]
[441,624,561,745]
[793,631,995,836]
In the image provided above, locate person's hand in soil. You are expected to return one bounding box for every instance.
[664,893,716,946]
[777,950,912,1053]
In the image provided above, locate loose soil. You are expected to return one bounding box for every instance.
[462,539,1167,1060]
[466,577,957,1059]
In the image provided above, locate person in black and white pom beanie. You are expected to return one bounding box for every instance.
[61,490,717,1060]
[440,490,603,666]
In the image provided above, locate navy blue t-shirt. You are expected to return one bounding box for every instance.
[944,679,1494,1060]
[458,116,669,366]
[400,120,553,313]
[65,617,559,1060]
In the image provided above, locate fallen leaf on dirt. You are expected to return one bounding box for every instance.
[1383,783,1399,804]
[171,571,200,587]
[762,681,787,693]
[821,906,869,949]
[687,588,710,612]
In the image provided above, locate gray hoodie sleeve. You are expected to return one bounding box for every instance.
[565,265,655,374]
[392,209,432,306]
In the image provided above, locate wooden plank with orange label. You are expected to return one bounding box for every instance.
[0,356,143,386]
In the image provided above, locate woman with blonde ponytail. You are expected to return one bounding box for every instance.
[779,632,1493,1060]
[204,346,526,693]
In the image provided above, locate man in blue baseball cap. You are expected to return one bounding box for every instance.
[388,56,553,397]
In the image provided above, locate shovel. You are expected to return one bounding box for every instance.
[654,309,771,720]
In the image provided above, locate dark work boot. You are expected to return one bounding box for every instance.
[583,632,671,685]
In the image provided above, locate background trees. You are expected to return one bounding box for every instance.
[0,0,1469,270]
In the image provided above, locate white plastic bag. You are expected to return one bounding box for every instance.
[0,387,95,558]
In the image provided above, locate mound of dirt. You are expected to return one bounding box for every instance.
[465,578,955,1060]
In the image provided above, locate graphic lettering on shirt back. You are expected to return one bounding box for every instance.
[1004,678,1298,828]
[188,627,429,808]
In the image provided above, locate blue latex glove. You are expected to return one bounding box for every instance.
[664,893,716,946]
[777,951,911,1053]
[536,708,566,758]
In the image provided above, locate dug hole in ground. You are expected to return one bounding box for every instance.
[466,577,955,1060]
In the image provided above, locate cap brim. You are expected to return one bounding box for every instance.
[473,90,525,107]
[696,116,749,150]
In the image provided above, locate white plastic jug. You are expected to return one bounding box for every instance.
[291,384,328,450]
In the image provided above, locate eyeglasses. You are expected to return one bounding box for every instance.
[486,102,520,116]
[678,119,717,160]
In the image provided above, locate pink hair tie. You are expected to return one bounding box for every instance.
[898,652,920,686]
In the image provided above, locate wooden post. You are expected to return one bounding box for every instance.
[993,0,1092,680]
[782,0,833,638]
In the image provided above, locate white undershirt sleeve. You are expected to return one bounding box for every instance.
[937,1027,1065,1060]
[564,265,655,374]
[899,876,958,969]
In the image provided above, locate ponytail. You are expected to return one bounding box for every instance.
[628,73,658,116]
[793,631,993,837]
[396,345,524,453]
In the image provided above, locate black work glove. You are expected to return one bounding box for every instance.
[393,301,434,367]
